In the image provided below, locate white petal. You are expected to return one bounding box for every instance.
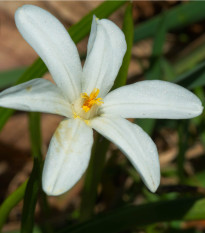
[42,118,93,196]
[0,79,71,117]
[101,80,203,119]
[90,117,160,192]
[82,16,127,98]
[15,5,82,102]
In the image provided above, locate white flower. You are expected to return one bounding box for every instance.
[0,5,203,196]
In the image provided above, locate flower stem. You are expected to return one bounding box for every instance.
[80,134,109,221]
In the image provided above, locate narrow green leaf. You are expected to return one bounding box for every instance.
[175,61,205,89]
[135,118,156,135]
[113,3,133,89]
[80,135,109,221]
[188,170,205,187]
[0,180,28,232]
[21,159,41,233]
[68,1,126,44]
[21,113,42,233]
[134,2,205,43]
[60,197,205,233]
[0,1,126,132]
[146,13,167,80]
[161,58,176,82]
[177,120,189,183]
[0,67,26,89]
[29,113,42,158]
[173,43,205,76]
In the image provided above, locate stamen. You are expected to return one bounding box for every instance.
[81,88,103,112]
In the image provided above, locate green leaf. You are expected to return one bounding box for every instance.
[134,2,205,43]
[113,3,133,89]
[60,197,205,233]
[175,61,205,89]
[0,0,126,132]
[21,113,42,233]
[145,13,167,80]
[161,58,176,82]
[0,180,28,232]
[173,43,205,76]
[0,67,26,89]
[29,113,42,158]
[20,158,41,233]
[135,118,156,135]
[177,120,189,183]
[68,1,126,44]
[80,135,110,221]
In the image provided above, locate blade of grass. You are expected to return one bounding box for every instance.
[145,13,167,80]
[0,67,26,89]
[21,113,42,233]
[175,61,205,89]
[80,3,132,221]
[134,2,205,43]
[173,42,205,76]
[80,135,110,221]
[113,2,133,89]
[29,113,42,158]
[177,120,189,183]
[60,197,205,233]
[161,58,176,82]
[0,180,28,232]
[68,1,126,44]
[20,158,41,233]
[0,1,126,132]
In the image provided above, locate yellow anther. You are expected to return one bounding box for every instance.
[81,88,103,112]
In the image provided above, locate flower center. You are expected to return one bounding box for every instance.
[81,88,103,112]
[72,88,103,121]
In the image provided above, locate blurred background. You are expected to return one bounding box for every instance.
[0,1,205,233]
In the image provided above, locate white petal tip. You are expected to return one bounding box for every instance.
[188,104,203,118]
[148,183,159,193]
[146,177,160,193]
[15,5,35,27]
[143,168,160,193]
[197,105,203,116]
[15,5,31,18]
[42,184,67,196]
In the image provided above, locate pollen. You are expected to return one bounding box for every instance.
[81,88,103,112]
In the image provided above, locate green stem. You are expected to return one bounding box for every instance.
[80,135,109,221]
